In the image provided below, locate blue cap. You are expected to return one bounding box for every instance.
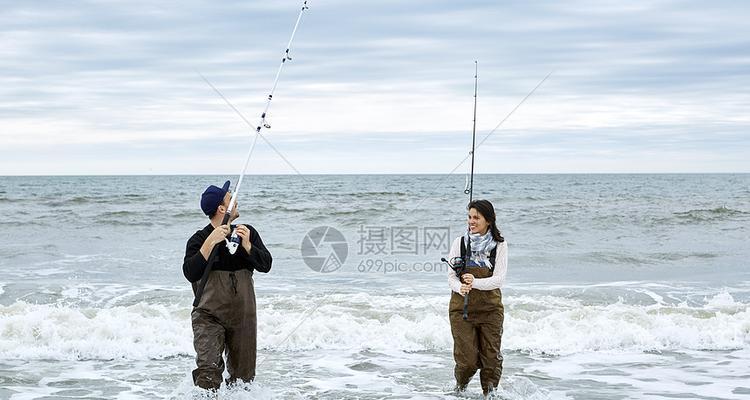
[200,180,231,215]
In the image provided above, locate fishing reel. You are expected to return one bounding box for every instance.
[226,229,242,255]
[441,256,466,273]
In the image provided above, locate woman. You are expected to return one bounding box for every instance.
[447,199,507,396]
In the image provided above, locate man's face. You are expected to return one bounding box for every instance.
[220,192,240,221]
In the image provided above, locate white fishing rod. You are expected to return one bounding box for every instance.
[460,61,479,320]
[464,60,478,204]
[194,1,310,307]
[225,0,309,253]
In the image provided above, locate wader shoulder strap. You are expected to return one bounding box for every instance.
[460,236,471,267]
[489,246,497,273]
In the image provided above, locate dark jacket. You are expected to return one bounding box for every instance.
[183,223,272,282]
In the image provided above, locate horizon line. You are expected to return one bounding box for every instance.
[1,171,748,177]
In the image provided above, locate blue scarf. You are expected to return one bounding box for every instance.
[464,230,497,268]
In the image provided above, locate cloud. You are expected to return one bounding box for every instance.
[0,0,748,174]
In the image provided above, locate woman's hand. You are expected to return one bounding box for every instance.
[460,283,472,296]
[461,273,474,285]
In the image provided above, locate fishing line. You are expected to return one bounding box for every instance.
[193,1,310,307]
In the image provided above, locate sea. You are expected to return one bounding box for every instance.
[0,174,748,399]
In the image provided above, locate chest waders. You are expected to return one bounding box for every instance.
[449,236,504,395]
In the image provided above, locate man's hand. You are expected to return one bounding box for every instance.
[461,273,475,285]
[235,224,253,254]
[460,283,472,296]
[200,224,230,260]
[207,224,231,246]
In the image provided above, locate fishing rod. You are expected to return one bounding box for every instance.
[463,61,478,203]
[193,1,310,307]
[441,66,550,318]
[443,62,479,320]
[457,61,479,319]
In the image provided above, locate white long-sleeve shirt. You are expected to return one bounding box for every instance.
[447,236,508,294]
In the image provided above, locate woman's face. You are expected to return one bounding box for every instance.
[467,207,490,235]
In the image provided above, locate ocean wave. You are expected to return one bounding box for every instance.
[97,210,141,219]
[508,292,749,355]
[15,216,80,228]
[348,191,409,198]
[44,196,98,207]
[335,207,395,216]
[581,251,718,266]
[583,251,652,265]
[1,291,747,361]
[0,302,192,361]
[249,206,395,218]
[304,208,389,220]
[0,247,37,260]
[93,219,155,227]
[122,194,149,200]
[171,210,202,219]
[42,194,152,208]
[672,206,750,223]
[92,210,155,226]
[261,206,309,213]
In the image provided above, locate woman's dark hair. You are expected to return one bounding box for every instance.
[468,199,504,243]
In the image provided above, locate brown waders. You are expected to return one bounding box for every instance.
[449,265,504,395]
[191,269,257,390]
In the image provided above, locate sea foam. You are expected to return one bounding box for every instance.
[1,291,747,360]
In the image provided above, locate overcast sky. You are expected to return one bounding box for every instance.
[1,0,748,175]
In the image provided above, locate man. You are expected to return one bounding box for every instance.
[183,180,272,390]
